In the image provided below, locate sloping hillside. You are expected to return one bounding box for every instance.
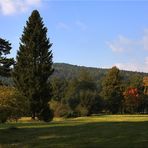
[0,63,147,85]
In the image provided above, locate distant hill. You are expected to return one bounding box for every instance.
[52,63,147,80]
[0,63,148,86]
[52,63,108,81]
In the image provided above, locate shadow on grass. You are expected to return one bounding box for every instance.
[0,121,148,148]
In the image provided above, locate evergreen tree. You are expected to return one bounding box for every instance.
[13,10,54,121]
[0,38,14,79]
[101,66,123,113]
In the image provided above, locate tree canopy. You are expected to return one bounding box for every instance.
[0,38,14,78]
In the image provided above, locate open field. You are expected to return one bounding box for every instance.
[0,115,148,148]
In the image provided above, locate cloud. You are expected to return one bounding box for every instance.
[75,20,87,31]
[107,29,148,52]
[26,0,41,5]
[107,35,135,53]
[115,63,140,72]
[145,56,148,65]
[141,29,148,51]
[0,0,41,15]
[56,20,87,31]
[107,30,148,72]
[56,22,70,30]
[115,58,148,73]
[56,21,87,31]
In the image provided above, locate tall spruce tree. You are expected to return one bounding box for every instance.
[13,10,54,121]
[0,38,14,78]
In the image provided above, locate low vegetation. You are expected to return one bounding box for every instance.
[0,115,148,148]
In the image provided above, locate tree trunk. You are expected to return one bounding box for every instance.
[32,112,36,120]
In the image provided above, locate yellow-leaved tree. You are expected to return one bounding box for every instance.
[0,86,29,123]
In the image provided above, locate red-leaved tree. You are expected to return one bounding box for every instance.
[123,87,140,113]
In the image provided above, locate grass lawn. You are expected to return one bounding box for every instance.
[0,115,148,148]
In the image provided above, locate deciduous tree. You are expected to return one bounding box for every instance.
[101,66,123,113]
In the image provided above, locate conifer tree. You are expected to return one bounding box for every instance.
[0,38,14,78]
[13,10,54,121]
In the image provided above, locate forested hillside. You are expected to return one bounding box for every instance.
[53,63,147,80]
[0,63,147,86]
[49,64,148,116]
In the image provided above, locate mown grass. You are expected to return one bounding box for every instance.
[0,115,148,148]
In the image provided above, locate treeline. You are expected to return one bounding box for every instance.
[1,65,148,122]
[50,66,148,117]
[0,57,148,121]
[1,62,147,86]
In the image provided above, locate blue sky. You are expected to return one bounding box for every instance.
[0,0,148,72]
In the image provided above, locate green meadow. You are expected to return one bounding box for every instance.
[0,115,148,148]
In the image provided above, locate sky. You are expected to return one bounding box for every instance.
[0,0,148,72]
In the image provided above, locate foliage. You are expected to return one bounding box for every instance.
[129,74,143,89]
[13,10,53,121]
[65,78,80,113]
[0,38,14,82]
[0,86,29,123]
[101,66,123,113]
[64,70,103,116]
[49,67,148,116]
[53,63,147,83]
[123,74,148,113]
[51,77,68,102]
[77,89,99,116]
[139,94,148,113]
[1,62,147,87]
[123,87,140,113]
[50,100,69,117]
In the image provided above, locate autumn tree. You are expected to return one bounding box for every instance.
[13,10,54,122]
[123,87,140,113]
[0,86,29,123]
